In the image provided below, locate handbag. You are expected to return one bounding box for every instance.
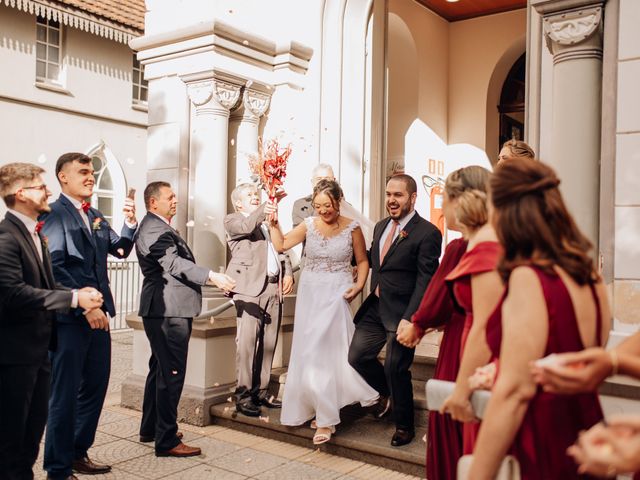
[425,379,492,419]
[457,454,521,480]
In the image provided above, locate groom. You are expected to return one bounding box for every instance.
[348,174,441,447]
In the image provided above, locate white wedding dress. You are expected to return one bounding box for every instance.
[280,217,379,428]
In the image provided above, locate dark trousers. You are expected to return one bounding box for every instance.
[44,323,110,479]
[140,317,192,453]
[348,297,416,431]
[0,361,50,480]
[233,282,281,404]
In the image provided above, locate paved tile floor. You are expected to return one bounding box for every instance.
[33,331,422,479]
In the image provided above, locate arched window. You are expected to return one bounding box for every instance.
[498,53,526,148]
[85,143,127,229]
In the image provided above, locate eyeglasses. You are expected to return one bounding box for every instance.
[20,184,48,192]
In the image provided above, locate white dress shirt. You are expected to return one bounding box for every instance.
[378,210,416,258]
[239,211,280,276]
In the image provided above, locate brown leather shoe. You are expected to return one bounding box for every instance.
[72,455,111,474]
[155,442,202,457]
[139,431,183,443]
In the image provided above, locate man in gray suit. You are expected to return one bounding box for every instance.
[225,183,293,417]
[135,181,235,457]
[291,163,335,228]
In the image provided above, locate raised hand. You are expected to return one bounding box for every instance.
[123,197,137,224]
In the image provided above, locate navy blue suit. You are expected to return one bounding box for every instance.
[40,195,135,479]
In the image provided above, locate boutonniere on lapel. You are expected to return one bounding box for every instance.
[397,230,409,243]
[92,218,103,231]
[35,220,48,248]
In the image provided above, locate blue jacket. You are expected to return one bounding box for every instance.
[40,194,136,321]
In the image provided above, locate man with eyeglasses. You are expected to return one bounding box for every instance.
[41,153,137,480]
[0,162,104,479]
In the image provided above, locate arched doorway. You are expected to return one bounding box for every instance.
[498,53,526,149]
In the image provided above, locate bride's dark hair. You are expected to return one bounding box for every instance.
[312,179,343,210]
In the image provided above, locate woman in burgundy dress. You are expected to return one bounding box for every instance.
[469,158,611,479]
[439,176,504,455]
[397,166,490,480]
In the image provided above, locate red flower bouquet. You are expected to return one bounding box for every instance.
[249,139,291,221]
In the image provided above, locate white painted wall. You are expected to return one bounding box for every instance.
[0,6,147,227]
[612,0,640,332]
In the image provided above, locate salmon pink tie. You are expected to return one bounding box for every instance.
[376,220,399,296]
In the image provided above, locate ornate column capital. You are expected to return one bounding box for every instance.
[187,78,242,116]
[213,79,242,110]
[543,5,603,63]
[243,89,271,118]
[186,80,214,107]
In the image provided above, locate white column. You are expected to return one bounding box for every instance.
[186,78,241,270]
[540,2,604,247]
[228,88,271,209]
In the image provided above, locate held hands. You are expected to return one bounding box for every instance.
[441,386,478,423]
[567,415,640,476]
[343,284,362,303]
[396,319,426,348]
[282,275,294,295]
[77,287,103,312]
[123,197,137,224]
[530,348,613,394]
[208,271,236,292]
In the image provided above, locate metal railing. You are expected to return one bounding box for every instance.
[107,260,143,330]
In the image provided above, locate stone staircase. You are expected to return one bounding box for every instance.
[209,355,437,478]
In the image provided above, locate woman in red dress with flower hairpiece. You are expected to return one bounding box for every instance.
[439,171,504,455]
[469,158,611,479]
[397,165,491,480]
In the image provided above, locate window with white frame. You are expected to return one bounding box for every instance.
[36,16,62,84]
[132,55,148,104]
[91,154,115,225]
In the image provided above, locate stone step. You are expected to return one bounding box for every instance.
[209,400,427,478]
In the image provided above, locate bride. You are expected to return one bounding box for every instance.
[269,179,379,444]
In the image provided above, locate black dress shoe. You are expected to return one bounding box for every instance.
[236,400,261,417]
[259,394,282,408]
[373,395,392,419]
[72,455,112,474]
[391,428,415,447]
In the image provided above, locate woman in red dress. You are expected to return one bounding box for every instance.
[469,158,611,479]
[439,176,504,455]
[397,166,490,480]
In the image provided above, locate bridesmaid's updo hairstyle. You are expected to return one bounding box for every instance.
[501,139,535,160]
[445,166,491,236]
[491,157,596,285]
[312,179,343,211]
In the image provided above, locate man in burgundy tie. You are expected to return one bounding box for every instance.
[41,153,138,479]
[349,174,442,447]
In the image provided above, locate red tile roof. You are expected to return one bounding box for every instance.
[52,0,145,31]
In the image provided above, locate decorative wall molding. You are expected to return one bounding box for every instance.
[2,0,140,44]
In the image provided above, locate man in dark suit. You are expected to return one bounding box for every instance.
[348,174,441,447]
[225,183,293,417]
[136,181,235,457]
[0,162,103,480]
[42,153,138,479]
[291,163,335,228]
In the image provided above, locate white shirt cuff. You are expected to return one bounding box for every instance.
[71,289,78,309]
[125,220,138,229]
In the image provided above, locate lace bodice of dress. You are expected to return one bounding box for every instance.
[304,217,358,274]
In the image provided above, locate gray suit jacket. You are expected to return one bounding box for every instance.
[292,195,313,228]
[135,213,210,318]
[224,204,293,298]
